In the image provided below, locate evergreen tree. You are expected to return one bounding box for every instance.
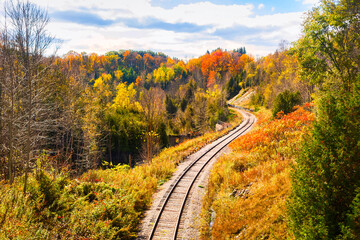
[289,0,360,238]
[272,90,301,117]
[165,94,177,117]
[289,77,360,239]
[157,122,169,148]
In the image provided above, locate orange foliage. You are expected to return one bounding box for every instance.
[143,53,155,69]
[186,58,201,72]
[230,105,314,156]
[207,70,217,87]
[135,76,142,87]
[200,104,315,239]
[189,49,254,87]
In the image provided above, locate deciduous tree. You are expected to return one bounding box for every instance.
[289,0,360,238]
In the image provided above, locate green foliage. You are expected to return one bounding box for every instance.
[294,0,360,87]
[173,62,188,81]
[272,90,301,117]
[180,98,188,112]
[226,74,243,100]
[157,122,169,148]
[339,188,360,239]
[121,67,137,83]
[288,0,360,238]
[250,91,265,106]
[165,95,178,117]
[289,80,360,239]
[233,47,246,55]
[180,80,195,111]
[106,109,145,163]
[35,171,61,210]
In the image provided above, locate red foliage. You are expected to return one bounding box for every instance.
[193,49,254,87]
[230,104,315,154]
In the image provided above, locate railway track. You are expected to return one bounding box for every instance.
[145,110,256,240]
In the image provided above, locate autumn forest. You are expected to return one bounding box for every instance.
[0,0,359,239]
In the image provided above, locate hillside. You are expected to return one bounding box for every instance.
[200,104,314,239]
[1,0,360,239]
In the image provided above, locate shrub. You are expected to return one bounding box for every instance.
[250,91,265,106]
[272,90,301,117]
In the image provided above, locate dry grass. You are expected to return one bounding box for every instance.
[200,105,314,239]
[0,109,242,239]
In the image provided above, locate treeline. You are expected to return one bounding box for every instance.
[58,49,169,83]
[50,47,252,171]
[243,48,312,113]
[0,1,253,187]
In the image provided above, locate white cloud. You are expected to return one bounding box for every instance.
[30,0,310,58]
[302,0,319,5]
[161,2,254,28]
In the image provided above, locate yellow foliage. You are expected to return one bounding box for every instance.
[93,73,113,103]
[206,84,222,98]
[112,82,142,112]
[153,65,175,84]
[114,70,123,81]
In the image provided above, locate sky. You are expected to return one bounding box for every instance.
[25,0,319,59]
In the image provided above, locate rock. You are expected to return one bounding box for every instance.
[215,123,224,131]
[230,183,252,198]
[230,189,238,197]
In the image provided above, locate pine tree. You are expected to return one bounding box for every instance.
[288,0,360,238]
[272,90,301,117]
[289,79,360,239]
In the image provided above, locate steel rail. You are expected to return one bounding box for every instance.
[148,112,254,240]
[173,117,255,239]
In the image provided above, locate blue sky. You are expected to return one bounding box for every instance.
[151,0,311,13]
[31,0,319,59]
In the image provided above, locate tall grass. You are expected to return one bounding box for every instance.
[0,110,242,239]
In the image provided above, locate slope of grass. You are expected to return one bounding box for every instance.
[200,104,314,239]
[0,110,242,239]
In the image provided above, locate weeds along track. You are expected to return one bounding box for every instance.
[147,111,256,240]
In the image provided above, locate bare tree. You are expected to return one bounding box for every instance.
[1,0,54,192]
[140,87,165,163]
[193,91,208,133]
[0,9,26,184]
[278,39,289,52]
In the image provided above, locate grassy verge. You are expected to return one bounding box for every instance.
[199,104,314,239]
[229,88,248,104]
[0,109,242,239]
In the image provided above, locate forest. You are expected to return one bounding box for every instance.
[0,0,359,239]
[0,3,253,178]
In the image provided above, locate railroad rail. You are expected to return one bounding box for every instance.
[147,111,256,240]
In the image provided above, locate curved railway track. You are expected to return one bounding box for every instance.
[146,110,256,240]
